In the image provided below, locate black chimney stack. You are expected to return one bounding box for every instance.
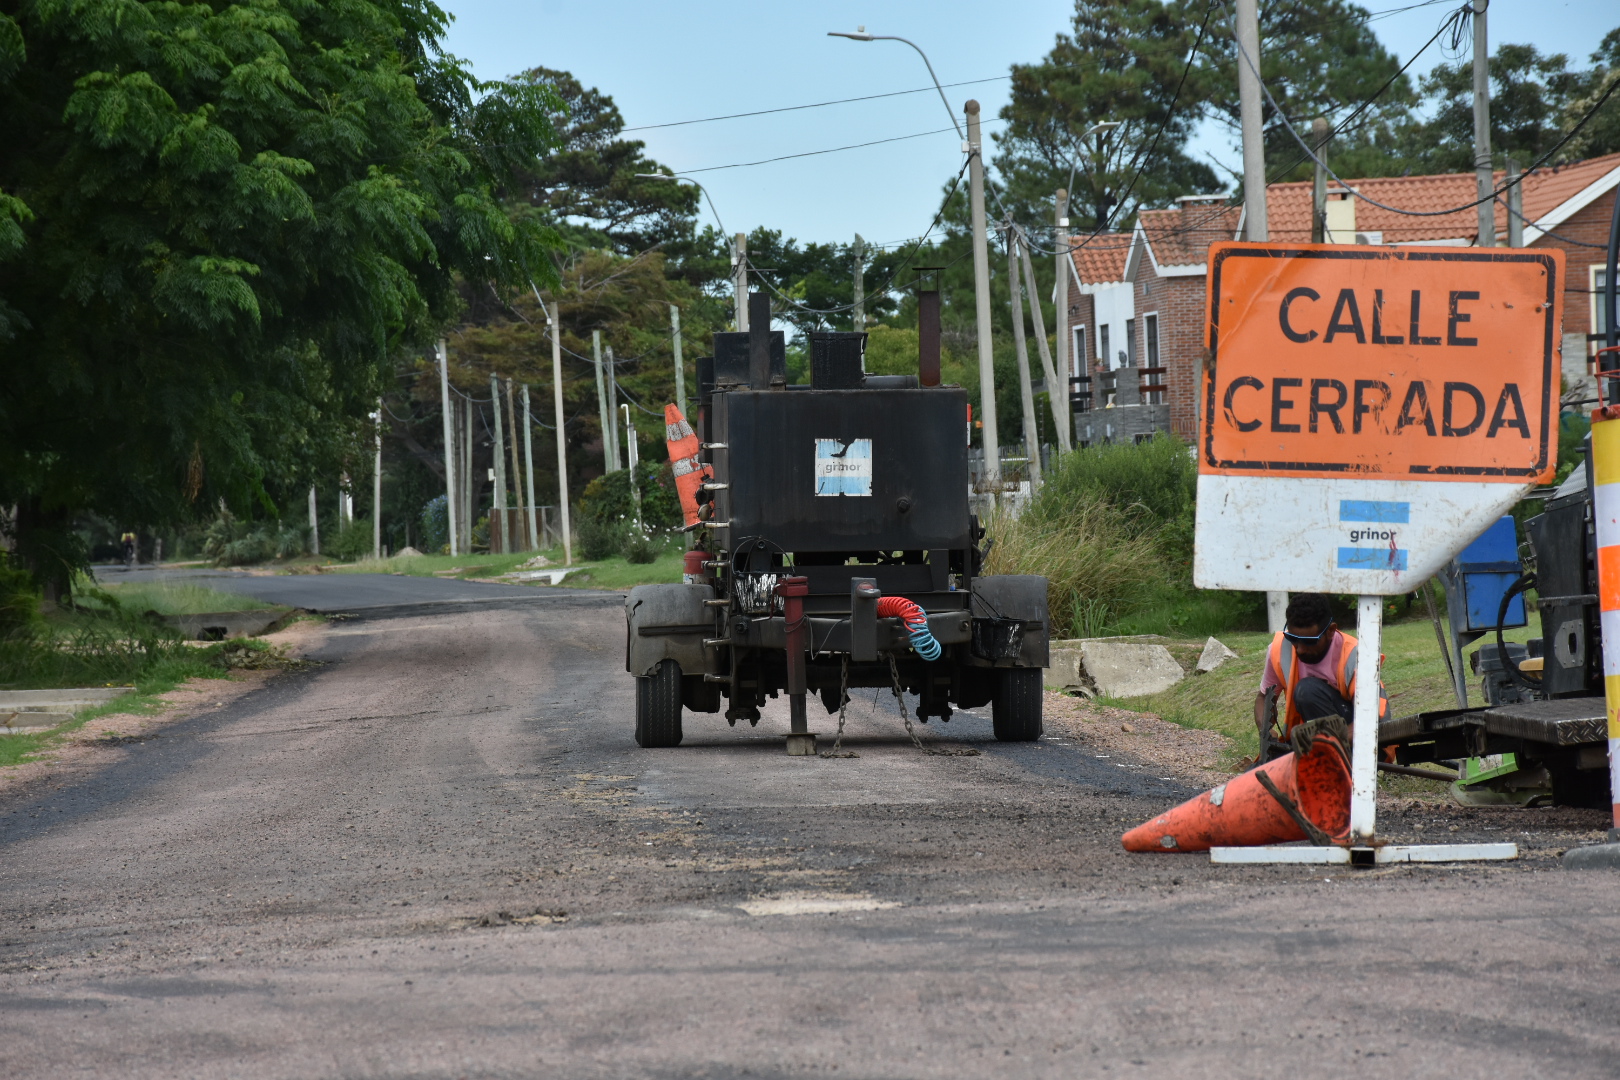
[748,292,772,389]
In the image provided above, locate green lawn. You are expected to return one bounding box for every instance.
[327,545,685,591]
[1102,614,1540,761]
[93,580,281,614]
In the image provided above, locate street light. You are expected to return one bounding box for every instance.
[828,28,963,140]
[1064,121,1123,227]
[635,171,727,238]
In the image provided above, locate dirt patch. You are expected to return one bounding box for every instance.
[1043,690,1232,789]
[0,618,327,800]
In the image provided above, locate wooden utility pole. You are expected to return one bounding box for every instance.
[1019,227,1070,453]
[605,345,621,472]
[966,99,1000,494]
[489,373,508,552]
[307,485,320,556]
[1006,228,1042,491]
[461,397,473,554]
[1054,188,1072,448]
[1236,0,1267,243]
[670,304,687,419]
[521,384,539,551]
[504,377,527,549]
[372,400,382,559]
[592,330,615,474]
[436,339,457,557]
[549,302,572,564]
[1311,117,1330,244]
[1473,0,1494,247]
[852,233,866,332]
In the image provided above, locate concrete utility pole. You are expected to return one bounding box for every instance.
[373,401,382,559]
[461,398,473,554]
[521,384,538,551]
[436,339,458,557]
[592,330,615,474]
[670,304,687,419]
[490,374,508,552]
[307,485,320,556]
[1019,228,1070,453]
[1506,157,1523,247]
[966,99,1001,493]
[1236,0,1286,631]
[732,233,749,332]
[852,233,866,332]
[504,377,527,549]
[1006,229,1043,491]
[1054,189,1072,447]
[622,403,643,530]
[1473,0,1494,248]
[1236,0,1268,242]
[1311,117,1330,244]
[549,302,572,564]
[605,345,621,471]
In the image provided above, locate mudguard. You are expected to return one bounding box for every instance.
[625,583,714,677]
[969,575,1050,669]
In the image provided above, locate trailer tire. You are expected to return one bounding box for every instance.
[992,667,1043,742]
[635,659,684,748]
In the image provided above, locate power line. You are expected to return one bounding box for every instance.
[623,76,1010,133]
[673,121,1000,176]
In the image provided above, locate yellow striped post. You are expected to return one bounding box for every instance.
[1591,408,1620,832]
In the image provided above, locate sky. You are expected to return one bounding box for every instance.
[440,0,1618,249]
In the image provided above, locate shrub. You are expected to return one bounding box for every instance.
[0,558,42,635]
[577,461,681,533]
[576,516,624,561]
[419,495,449,553]
[622,527,660,564]
[201,511,308,566]
[327,520,374,562]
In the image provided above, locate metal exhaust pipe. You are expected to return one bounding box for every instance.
[918,289,941,387]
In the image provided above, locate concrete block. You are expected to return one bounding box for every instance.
[1045,646,1090,695]
[160,610,286,640]
[1079,641,1185,698]
[1196,636,1239,674]
[1563,843,1620,870]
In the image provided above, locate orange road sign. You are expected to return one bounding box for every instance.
[1202,244,1563,482]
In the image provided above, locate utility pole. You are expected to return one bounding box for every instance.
[670,304,687,419]
[436,339,458,557]
[1006,228,1043,491]
[1054,189,1072,448]
[605,344,621,471]
[521,384,538,551]
[373,401,382,559]
[504,377,527,549]
[1473,0,1494,248]
[307,485,320,556]
[622,403,643,530]
[1019,227,1070,453]
[461,397,473,554]
[592,330,615,474]
[1311,117,1330,244]
[1236,0,1268,243]
[966,99,1000,495]
[852,233,866,332]
[1506,157,1523,247]
[489,374,508,552]
[1237,0,1286,632]
[732,233,749,332]
[549,302,572,564]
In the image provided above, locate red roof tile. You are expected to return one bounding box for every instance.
[1136,202,1244,269]
[1066,233,1133,284]
[1266,151,1620,244]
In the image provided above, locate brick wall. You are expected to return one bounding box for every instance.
[1132,264,1207,441]
[1528,188,1615,356]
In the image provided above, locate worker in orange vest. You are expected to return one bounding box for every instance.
[1254,593,1387,759]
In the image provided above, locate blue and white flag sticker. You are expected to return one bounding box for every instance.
[815,438,872,496]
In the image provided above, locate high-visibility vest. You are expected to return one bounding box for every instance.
[1266,630,1387,733]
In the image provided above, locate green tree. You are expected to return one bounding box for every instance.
[1405,41,1584,172]
[0,0,560,597]
[996,0,1220,234]
[1563,29,1620,160]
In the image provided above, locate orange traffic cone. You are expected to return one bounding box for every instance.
[1122,726,1351,853]
[664,404,711,527]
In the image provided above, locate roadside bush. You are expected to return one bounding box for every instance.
[327,520,373,562]
[419,495,449,554]
[201,511,308,566]
[0,558,43,635]
[576,461,681,533]
[622,526,661,564]
[577,516,627,561]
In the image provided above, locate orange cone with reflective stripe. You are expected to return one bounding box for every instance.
[1122,733,1352,853]
[665,404,710,527]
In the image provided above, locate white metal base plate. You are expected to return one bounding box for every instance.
[1210,842,1518,865]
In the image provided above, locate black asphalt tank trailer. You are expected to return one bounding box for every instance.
[624,292,1049,753]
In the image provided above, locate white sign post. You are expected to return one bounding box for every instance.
[1196,242,1564,865]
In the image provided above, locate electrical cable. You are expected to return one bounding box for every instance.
[1496,192,1611,249]
[673,121,998,176]
[622,76,1009,132]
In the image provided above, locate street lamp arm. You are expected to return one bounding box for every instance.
[827,31,964,140]
[634,172,727,237]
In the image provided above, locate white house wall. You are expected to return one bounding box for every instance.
[1091,283,1135,370]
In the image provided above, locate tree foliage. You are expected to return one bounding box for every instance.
[0,0,561,594]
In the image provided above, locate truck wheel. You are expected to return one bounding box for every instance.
[992,667,1043,742]
[635,659,684,748]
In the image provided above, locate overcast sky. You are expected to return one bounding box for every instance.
[441,0,1617,249]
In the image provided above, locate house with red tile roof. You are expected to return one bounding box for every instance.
[1057,152,1620,446]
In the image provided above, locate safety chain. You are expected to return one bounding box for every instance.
[888,653,930,752]
[819,655,858,758]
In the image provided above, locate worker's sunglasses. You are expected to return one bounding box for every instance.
[1283,623,1334,646]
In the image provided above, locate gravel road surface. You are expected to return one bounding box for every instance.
[3,587,1618,1078]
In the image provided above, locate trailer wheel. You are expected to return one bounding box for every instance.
[635,660,684,748]
[992,667,1043,741]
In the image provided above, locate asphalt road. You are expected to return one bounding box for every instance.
[3,586,1619,1078]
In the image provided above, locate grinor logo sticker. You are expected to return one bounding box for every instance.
[815,438,872,496]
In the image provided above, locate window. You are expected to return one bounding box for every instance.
[1072,326,1087,377]
[1125,318,1136,367]
[1144,313,1160,368]
[1099,324,1111,370]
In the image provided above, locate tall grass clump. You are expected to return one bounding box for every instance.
[0,589,213,691]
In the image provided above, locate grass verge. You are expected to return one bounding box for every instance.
[89,579,281,614]
[323,546,684,591]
